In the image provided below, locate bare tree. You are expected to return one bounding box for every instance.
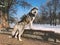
[46,1,53,25]
[0,0,32,29]
[19,0,32,14]
[46,0,60,25]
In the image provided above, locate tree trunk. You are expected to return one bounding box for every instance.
[0,10,9,29]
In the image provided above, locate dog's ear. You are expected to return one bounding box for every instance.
[31,7,38,12]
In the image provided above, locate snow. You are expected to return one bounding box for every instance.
[9,23,15,28]
[9,23,60,33]
[25,24,60,33]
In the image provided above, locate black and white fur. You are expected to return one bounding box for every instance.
[11,7,38,41]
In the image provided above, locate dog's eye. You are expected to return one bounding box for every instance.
[34,11,36,13]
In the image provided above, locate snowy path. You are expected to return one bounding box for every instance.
[10,23,60,33]
[25,24,60,33]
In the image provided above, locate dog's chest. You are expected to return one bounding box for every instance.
[28,13,36,21]
[32,17,35,21]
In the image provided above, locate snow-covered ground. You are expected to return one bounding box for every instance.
[10,23,60,33]
[25,24,60,33]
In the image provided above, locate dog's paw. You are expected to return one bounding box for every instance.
[30,26,33,30]
[30,28,33,30]
[15,36,17,39]
[19,39,22,41]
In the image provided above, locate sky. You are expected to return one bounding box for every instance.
[16,0,47,19]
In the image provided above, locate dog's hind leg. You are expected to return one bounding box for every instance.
[12,25,18,38]
[15,30,19,38]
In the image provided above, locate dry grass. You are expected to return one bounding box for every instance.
[0,34,60,45]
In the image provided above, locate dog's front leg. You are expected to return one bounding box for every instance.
[18,34,22,41]
[29,21,33,29]
[18,29,24,41]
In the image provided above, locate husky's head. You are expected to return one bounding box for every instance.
[30,7,38,15]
